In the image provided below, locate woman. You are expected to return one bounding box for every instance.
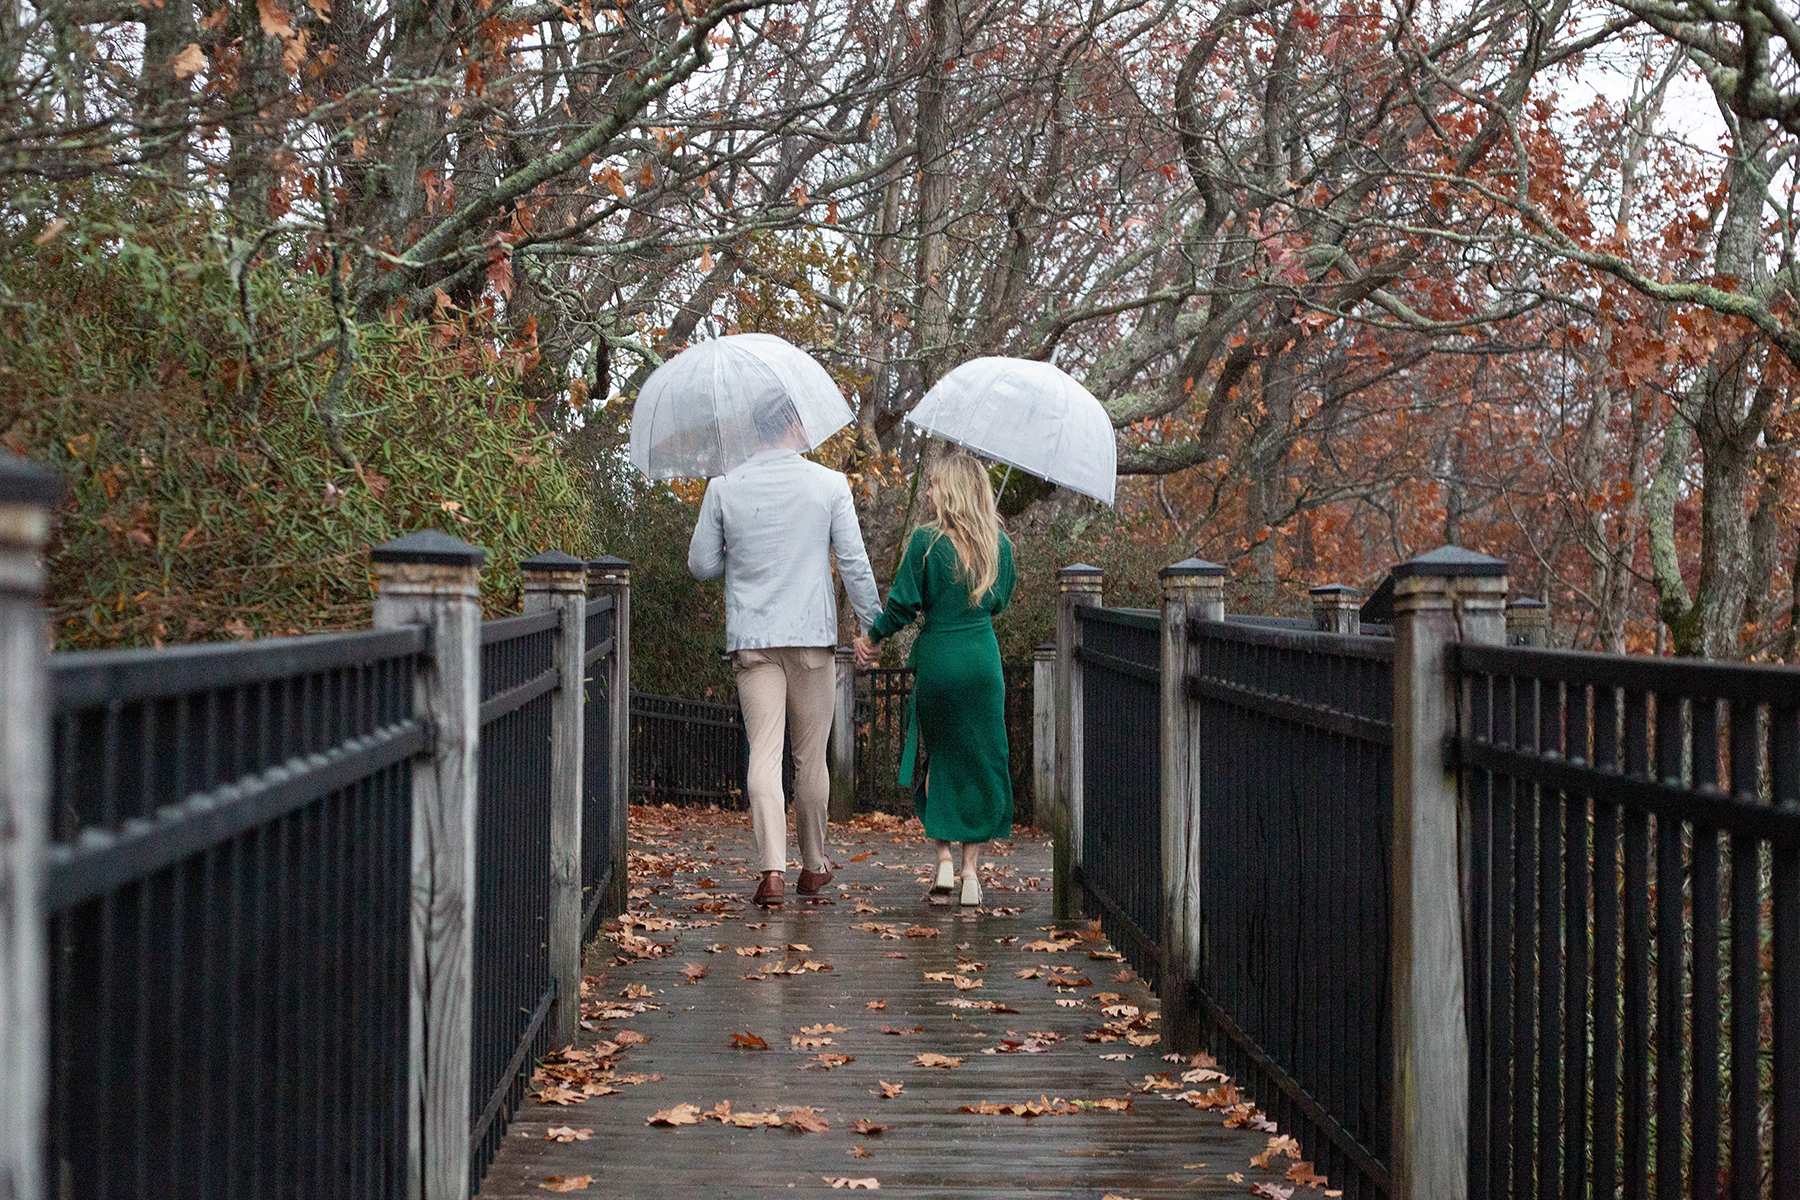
[854,451,1015,906]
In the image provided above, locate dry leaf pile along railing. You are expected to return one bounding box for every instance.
[1055,550,1800,1199]
[2,474,633,1200]
[1457,646,1800,1200]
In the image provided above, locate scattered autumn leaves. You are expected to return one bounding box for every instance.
[531,807,1340,1198]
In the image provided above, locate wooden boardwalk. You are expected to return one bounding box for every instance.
[477,806,1330,1198]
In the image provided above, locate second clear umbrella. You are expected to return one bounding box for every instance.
[904,356,1116,505]
[629,333,852,480]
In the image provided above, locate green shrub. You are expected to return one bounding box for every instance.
[0,207,593,648]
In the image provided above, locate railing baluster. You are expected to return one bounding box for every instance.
[1773,702,1800,1197]
[1593,683,1621,1200]
[1653,693,1686,1200]
[1620,689,1651,1200]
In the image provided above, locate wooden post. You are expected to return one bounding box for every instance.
[0,453,59,1200]
[587,557,631,915]
[1310,583,1361,634]
[1506,597,1548,647]
[1053,564,1102,922]
[1158,558,1225,1054]
[829,647,856,823]
[1389,544,1507,1200]
[521,550,587,1050]
[373,529,484,1200]
[1031,643,1056,831]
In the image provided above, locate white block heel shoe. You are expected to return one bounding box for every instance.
[959,872,982,907]
[931,859,955,895]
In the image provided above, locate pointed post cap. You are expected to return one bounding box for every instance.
[1507,597,1547,610]
[1309,583,1359,596]
[370,529,485,566]
[1390,544,1507,579]
[588,555,631,571]
[0,451,62,507]
[1058,562,1103,579]
[1160,557,1227,579]
[519,549,587,571]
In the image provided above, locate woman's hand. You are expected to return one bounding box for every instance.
[853,634,879,670]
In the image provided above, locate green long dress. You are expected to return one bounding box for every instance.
[870,526,1016,843]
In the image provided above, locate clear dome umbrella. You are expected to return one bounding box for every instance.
[629,333,854,480]
[904,356,1117,505]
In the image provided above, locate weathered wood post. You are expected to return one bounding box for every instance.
[1310,583,1361,634]
[1031,643,1056,831]
[1506,597,1548,647]
[521,550,587,1050]
[829,646,856,823]
[587,556,631,914]
[373,530,484,1200]
[1389,545,1507,1200]
[1053,564,1102,922]
[1159,558,1225,1053]
[0,453,59,1200]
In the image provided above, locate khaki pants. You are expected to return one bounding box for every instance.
[733,646,834,874]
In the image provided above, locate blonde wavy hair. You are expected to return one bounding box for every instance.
[925,450,1003,604]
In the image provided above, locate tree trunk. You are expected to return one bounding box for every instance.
[912,0,956,391]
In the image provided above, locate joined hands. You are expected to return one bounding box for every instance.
[853,634,878,670]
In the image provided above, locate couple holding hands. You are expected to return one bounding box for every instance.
[688,444,1015,909]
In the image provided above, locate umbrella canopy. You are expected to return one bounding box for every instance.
[630,333,853,480]
[905,357,1117,505]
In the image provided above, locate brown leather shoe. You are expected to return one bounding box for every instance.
[753,871,784,907]
[796,867,834,895]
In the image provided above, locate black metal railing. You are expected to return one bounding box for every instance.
[44,629,426,1199]
[582,595,616,934]
[1187,618,1395,1200]
[857,667,915,811]
[469,610,559,1189]
[1456,644,1800,1200]
[1076,608,1163,982]
[632,692,750,806]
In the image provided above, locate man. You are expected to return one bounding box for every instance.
[688,425,881,906]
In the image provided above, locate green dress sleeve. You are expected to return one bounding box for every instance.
[985,533,1015,616]
[871,528,931,642]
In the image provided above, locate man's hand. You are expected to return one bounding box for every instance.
[853,634,878,670]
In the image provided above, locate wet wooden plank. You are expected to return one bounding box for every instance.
[476,808,1324,1199]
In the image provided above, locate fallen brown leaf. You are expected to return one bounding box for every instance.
[731,1032,769,1050]
[804,1053,854,1070]
[782,1106,831,1133]
[539,1176,594,1192]
[822,1178,880,1190]
[879,1025,923,1035]
[866,999,887,1010]
[1287,1161,1328,1187]
[874,1081,904,1098]
[544,1126,592,1142]
[913,1053,962,1069]
[848,1118,889,1135]
[681,963,708,981]
[646,1103,703,1127]
[800,1023,848,1035]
